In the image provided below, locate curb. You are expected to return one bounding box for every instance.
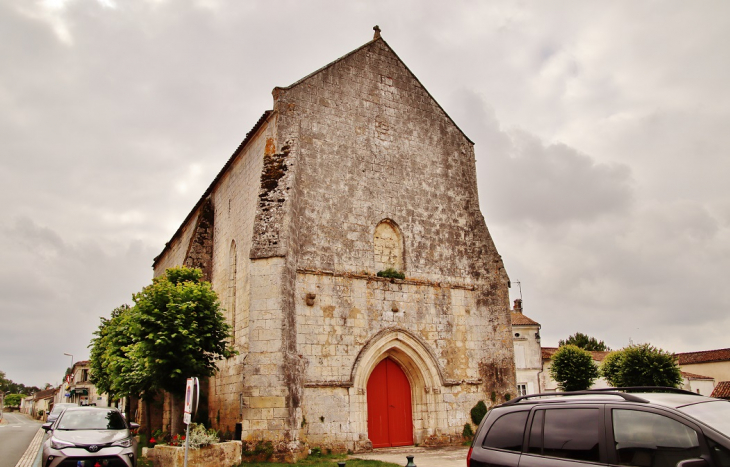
[15,427,45,467]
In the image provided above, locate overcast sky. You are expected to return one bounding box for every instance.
[2,0,729,388]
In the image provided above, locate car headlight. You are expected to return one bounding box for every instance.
[111,438,133,448]
[50,437,75,450]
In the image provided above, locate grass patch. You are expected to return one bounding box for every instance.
[136,440,154,467]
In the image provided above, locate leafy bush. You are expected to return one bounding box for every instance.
[550,345,599,391]
[600,350,624,387]
[600,344,682,388]
[470,400,488,425]
[4,394,22,408]
[462,423,474,440]
[376,268,405,280]
[186,423,220,450]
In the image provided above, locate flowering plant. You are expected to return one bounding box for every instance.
[169,433,186,446]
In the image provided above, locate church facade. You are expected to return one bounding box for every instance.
[153,28,515,457]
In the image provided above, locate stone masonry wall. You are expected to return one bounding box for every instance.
[274,39,507,285]
[295,271,508,449]
[207,119,273,435]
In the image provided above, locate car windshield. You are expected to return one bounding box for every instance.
[57,410,127,430]
[50,404,74,415]
[679,400,730,435]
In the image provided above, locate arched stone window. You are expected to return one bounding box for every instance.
[374,219,404,272]
[228,240,237,345]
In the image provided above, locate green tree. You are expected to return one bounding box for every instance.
[0,371,41,396]
[0,371,11,395]
[600,344,682,388]
[89,267,234,436]
[130,266,236,434]
[4,393,23,408]
[550,345,599,391]
[89,304,146,418]
[558,332,610,351]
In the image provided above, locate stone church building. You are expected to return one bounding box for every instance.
[153,27,515,457]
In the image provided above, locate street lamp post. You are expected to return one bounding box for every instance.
[63,353,73,402]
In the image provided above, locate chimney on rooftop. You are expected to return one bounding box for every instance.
[513,299,523,313]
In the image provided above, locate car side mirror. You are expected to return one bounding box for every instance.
[677,459,709,467]
[42,423,53,432]
[129,422,140,432]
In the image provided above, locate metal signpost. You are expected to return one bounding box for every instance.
[183,377,199,467]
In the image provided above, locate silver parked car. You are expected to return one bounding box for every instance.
[46,402,77,425]
[42,406,139,467]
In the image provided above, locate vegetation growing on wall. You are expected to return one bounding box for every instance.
[376,268,405,280]
[470,400,488,425]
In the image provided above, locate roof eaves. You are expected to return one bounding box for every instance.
[676,348,730,365]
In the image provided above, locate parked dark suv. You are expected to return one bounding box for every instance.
[468,388,730,467]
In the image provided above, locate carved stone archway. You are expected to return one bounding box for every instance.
[350,328,445,446]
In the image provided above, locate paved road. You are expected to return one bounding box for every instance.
[0,412,41,467]
[350,445,469,467]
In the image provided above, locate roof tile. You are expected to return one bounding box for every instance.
[711,381,730,399]
[676,348,730,365]
[680,371,714,380]
[511,312,540,326]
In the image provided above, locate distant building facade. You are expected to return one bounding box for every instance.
[511,299,543,396]
[65,361,108,407]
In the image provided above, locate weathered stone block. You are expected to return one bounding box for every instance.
[144,442,242,467]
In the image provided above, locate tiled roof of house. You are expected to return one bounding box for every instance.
[511,312,540,326]
[34,387,58,400]
[542,347,611,362]
[589,351,611,362]
[711,381,730,399]
[680,371,714,380]
[676,348,730,365]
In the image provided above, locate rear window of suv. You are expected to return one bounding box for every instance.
[483,411,529,451]
[528,408,601,463]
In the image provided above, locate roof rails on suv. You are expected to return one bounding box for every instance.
[502,386,700,406]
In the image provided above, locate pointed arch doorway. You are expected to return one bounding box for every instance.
[367,357,414,448]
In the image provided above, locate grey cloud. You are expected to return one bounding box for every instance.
[450,89,634,225]
[0,217,157,386]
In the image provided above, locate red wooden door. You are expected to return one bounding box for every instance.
[367,358,414,448]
